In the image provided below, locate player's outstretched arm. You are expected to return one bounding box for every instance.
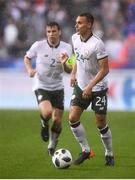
[24,56,37,77]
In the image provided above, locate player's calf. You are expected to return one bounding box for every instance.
[41,118,49,142]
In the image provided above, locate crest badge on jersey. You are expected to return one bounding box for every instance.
[38,95,43,101]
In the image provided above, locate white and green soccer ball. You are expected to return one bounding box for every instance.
[52,148,72,169]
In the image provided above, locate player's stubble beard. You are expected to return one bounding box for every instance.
[48,37,59,46]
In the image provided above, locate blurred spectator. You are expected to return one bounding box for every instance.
[109,24,135,69]
[101,0,121,27]
[4,18,18,47]
[123,1,135,36]
[33,0,48,15]
[3,18,19,57]
[24,8,46,44]
[9,1,21,22]
[127,1,135,24]
[0,0,7,41]
[108,0,135,68]
[105,26,123,60]
[0,41,8,58]
[0,0,134,70]
[93,19,104,38]
[47,0,67,25]
[47,0,72,41]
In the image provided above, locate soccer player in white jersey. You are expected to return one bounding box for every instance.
[69,13,114,166]
[24,22,72,156]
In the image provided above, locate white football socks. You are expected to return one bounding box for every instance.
[70,122,90,152]
[48,132,58,149]
[100,126,113,156]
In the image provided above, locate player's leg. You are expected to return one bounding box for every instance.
[48,89,64,156]
[69,85,94,164]
[92,89,114,166]
[69,105,94,165]
[35,89,53,142]
[39,100,52,142]
[48,108,63,156]
[95,113,114,166]
[69,106,90,153]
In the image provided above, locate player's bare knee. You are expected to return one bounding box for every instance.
[69,113,78,124]
[41,110,52,120]
[69,112,80,127]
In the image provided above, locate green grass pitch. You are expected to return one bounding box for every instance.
[0,110,135,179]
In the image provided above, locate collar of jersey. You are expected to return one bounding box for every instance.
[47,39,60,48]
[80,33,93,42]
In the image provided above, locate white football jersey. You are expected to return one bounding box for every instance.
[26,39,72,91]
[72,33,108,92]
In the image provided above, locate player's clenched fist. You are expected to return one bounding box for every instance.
[59,52,69,64]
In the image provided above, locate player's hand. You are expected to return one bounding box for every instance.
[70,73,77,87]
[28,69,37,77]
[60,52,69,65]
[82,85,92,99]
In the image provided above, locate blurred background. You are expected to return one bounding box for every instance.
[0,0,135,110]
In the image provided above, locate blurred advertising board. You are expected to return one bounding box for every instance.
[0,69,135,111]
[108,69,135,111]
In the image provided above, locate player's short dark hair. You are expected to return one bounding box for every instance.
[79,12,94,25]
[46,21,61,30]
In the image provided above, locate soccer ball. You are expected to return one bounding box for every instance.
[52,148,72,169]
